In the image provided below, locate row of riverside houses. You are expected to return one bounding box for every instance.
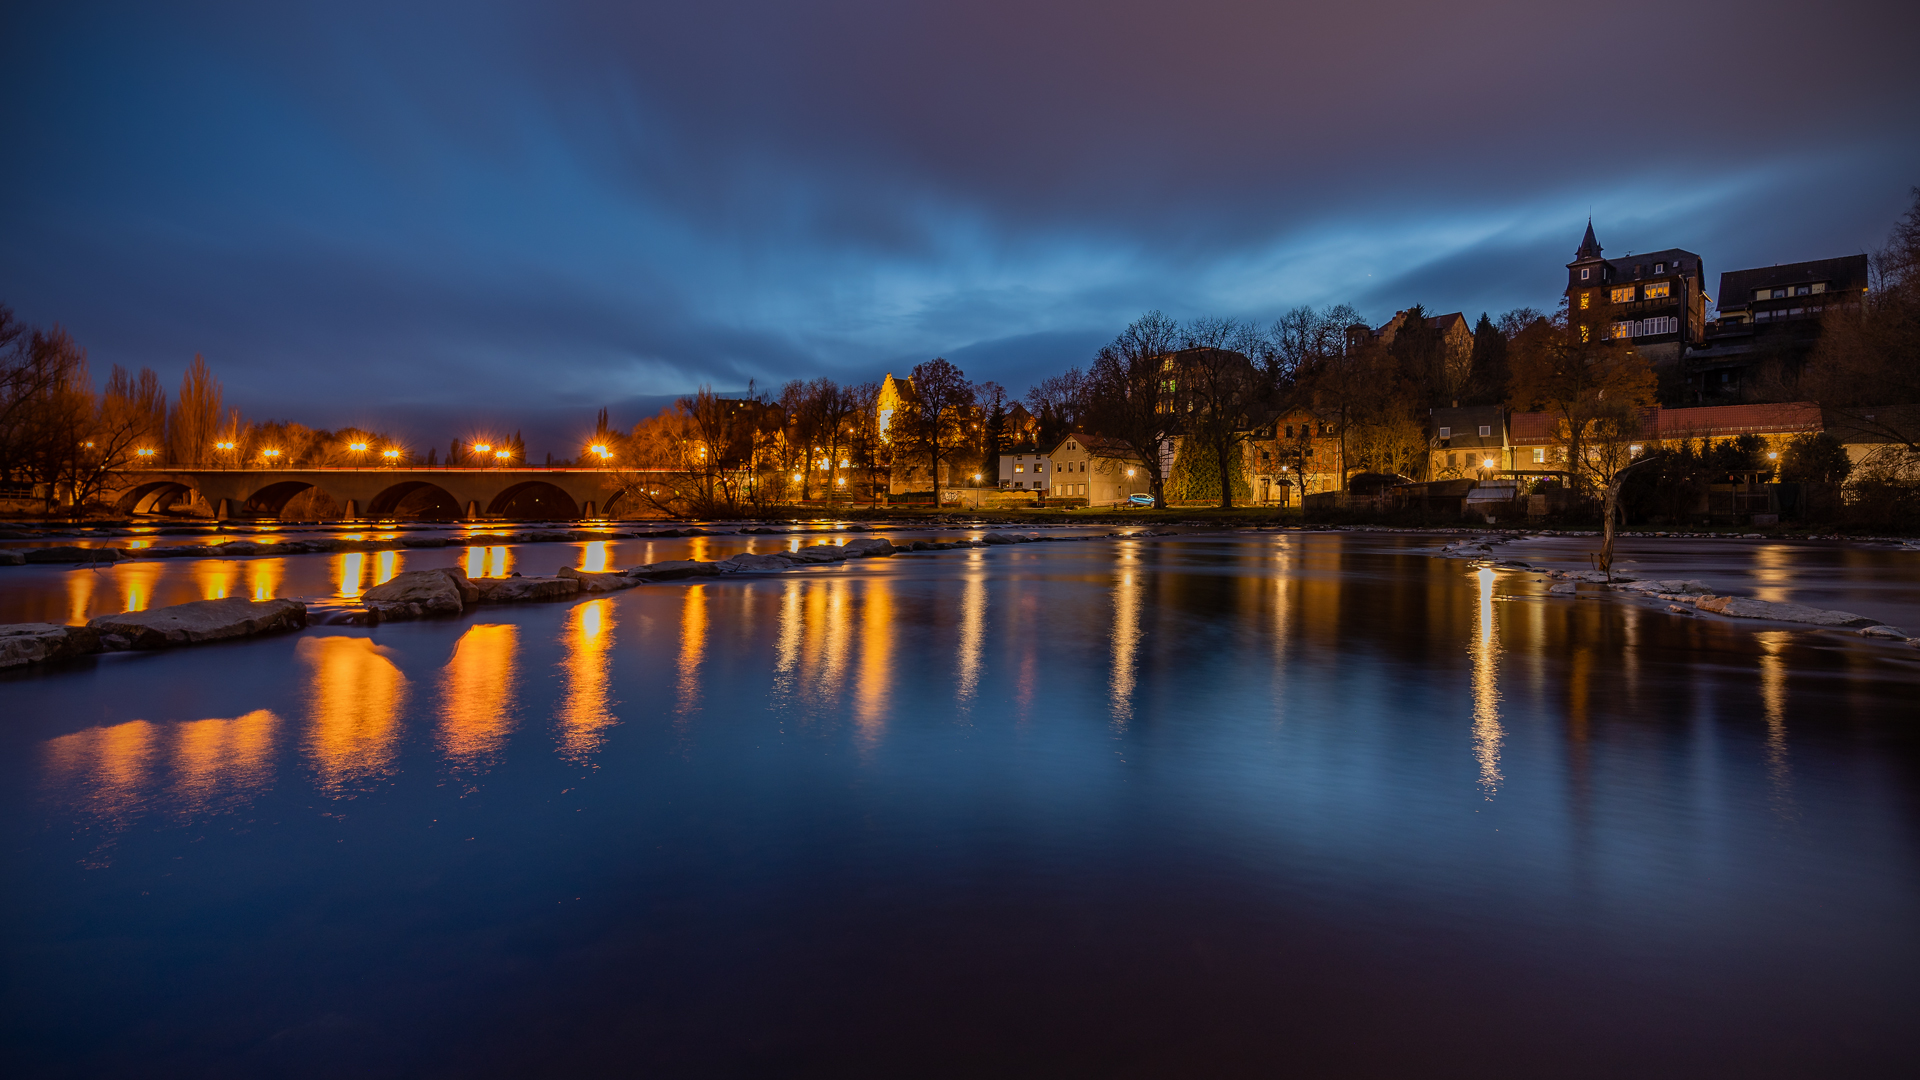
[866,220,1887,509]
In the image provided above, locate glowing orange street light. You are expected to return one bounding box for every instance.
[263,448,282,461]
[494,449,511,461]
[474,443,492,453]
[349,442,368,452]
[382,448,401,461]
[135,448,156,458]
[589,444,610,459]
[1482,458,1495,469]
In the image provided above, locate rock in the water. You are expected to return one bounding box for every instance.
[476,576,581,602]
[0,623,103,668]
[1616,578,1712,596]
[1693,595,1874,627]
[980,532,1016,545]
[558,565,640,592]
[841,537,895,558]
[432,566,481,603]
[627,560,723,580]
[362,569,466,618]
[1858,625,1909,640]
[722,552,797,572]
[0,551,24,565]
[24,546,127,564]
[87,596,308,650]
[402,537,449,548]
[790,545,849,563]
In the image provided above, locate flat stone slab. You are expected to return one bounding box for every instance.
[627,560,724,580]
[558,566,640,592]
[1692,595,1876,627]
[722,552,798,572]
[24,546,127,564]
[475,576,581,602]
[88,597,308,650]
[0,623,103,668]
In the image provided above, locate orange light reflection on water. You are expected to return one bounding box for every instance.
[338,553,366,598]
[854,579,893,748]
[464,546,510,579]
[676,586,707,718]
[300,636,407,796]
[440,624,519,778]
[119,561,164,613]
[558,600,617,764]
[580,541,609,573]
[171,709,279,819]
[249,558,283,601]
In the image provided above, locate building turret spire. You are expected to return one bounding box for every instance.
[1575,219,1603,260]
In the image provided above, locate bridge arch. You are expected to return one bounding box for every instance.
[367,480,463,519]
[246,481,344,520]
[487,480,579,520]
[115,480,195,515]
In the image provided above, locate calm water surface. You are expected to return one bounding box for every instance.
[4,533,1918,1077]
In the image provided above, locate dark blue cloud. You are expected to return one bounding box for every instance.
[3,1,1917,455]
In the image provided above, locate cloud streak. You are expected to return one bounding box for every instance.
[2,0,1916,454]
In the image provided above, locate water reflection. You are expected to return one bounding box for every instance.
[338,552,366,598]
[855,579,893,747]
[677,586,708,718]
[956,568,986,708]
[465,545,511,579]
[580,541,609,573]
[171,709,279,819]
[440,625,520,780]
[300,636,408,796]
[1109,559,1142,724]
[120,561,163,612]
[199,560,240,600]
[42,719,158,865]
[1470,567,1504,799]
[66,568,95,624]
[558,600,618,765]
[376,550,399,587]
[1757,631,1795,818]
[248,558,283,602]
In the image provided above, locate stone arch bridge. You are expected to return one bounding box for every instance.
[105,467,653,520]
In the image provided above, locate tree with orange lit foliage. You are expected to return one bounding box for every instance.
[1506,296,1658,497]
[618,386,769,518]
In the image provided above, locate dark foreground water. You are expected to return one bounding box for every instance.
[4,533,1919,1077]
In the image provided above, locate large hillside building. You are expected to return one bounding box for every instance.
[1682,254,1871,402]
[1564,222,1709,368]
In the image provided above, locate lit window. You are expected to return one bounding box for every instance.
[1014,464,1023,473]
[1643,282,1670,299]
[1810,282,1826,294]
[1478,426,1491,437]
[1579,292,1591,309]
[1532,447,1546,463]
[1611,287,1635,303]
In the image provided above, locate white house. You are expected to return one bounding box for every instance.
[998,451,1052,492]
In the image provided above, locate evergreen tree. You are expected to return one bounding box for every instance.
[1466,313,1510,405]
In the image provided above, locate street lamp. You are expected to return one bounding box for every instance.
[382,448,401,464]
[135,448,155,459]
[494,449,512,463]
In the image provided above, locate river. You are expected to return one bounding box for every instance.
[3,528,1917,1076]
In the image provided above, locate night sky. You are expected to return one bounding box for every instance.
[3,1,1916,456]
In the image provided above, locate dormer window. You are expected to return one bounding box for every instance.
[1478,426,1492,437]
[1654,262,1665,274]
[1438,427,1451,438]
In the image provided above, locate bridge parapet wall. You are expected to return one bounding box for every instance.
[104,468,624,520]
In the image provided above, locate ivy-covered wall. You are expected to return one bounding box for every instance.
[1167,439,1252,503]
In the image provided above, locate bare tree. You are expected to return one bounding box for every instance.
[1507,296,1657,495]
[903,357,975,506]
[617,387,764,518]
[1025,366,1088,448]
[169,354,221,466]
[1084,310,1184,508]
[1178,317,1265,508]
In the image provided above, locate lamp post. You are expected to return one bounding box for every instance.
[349,441,368,469]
